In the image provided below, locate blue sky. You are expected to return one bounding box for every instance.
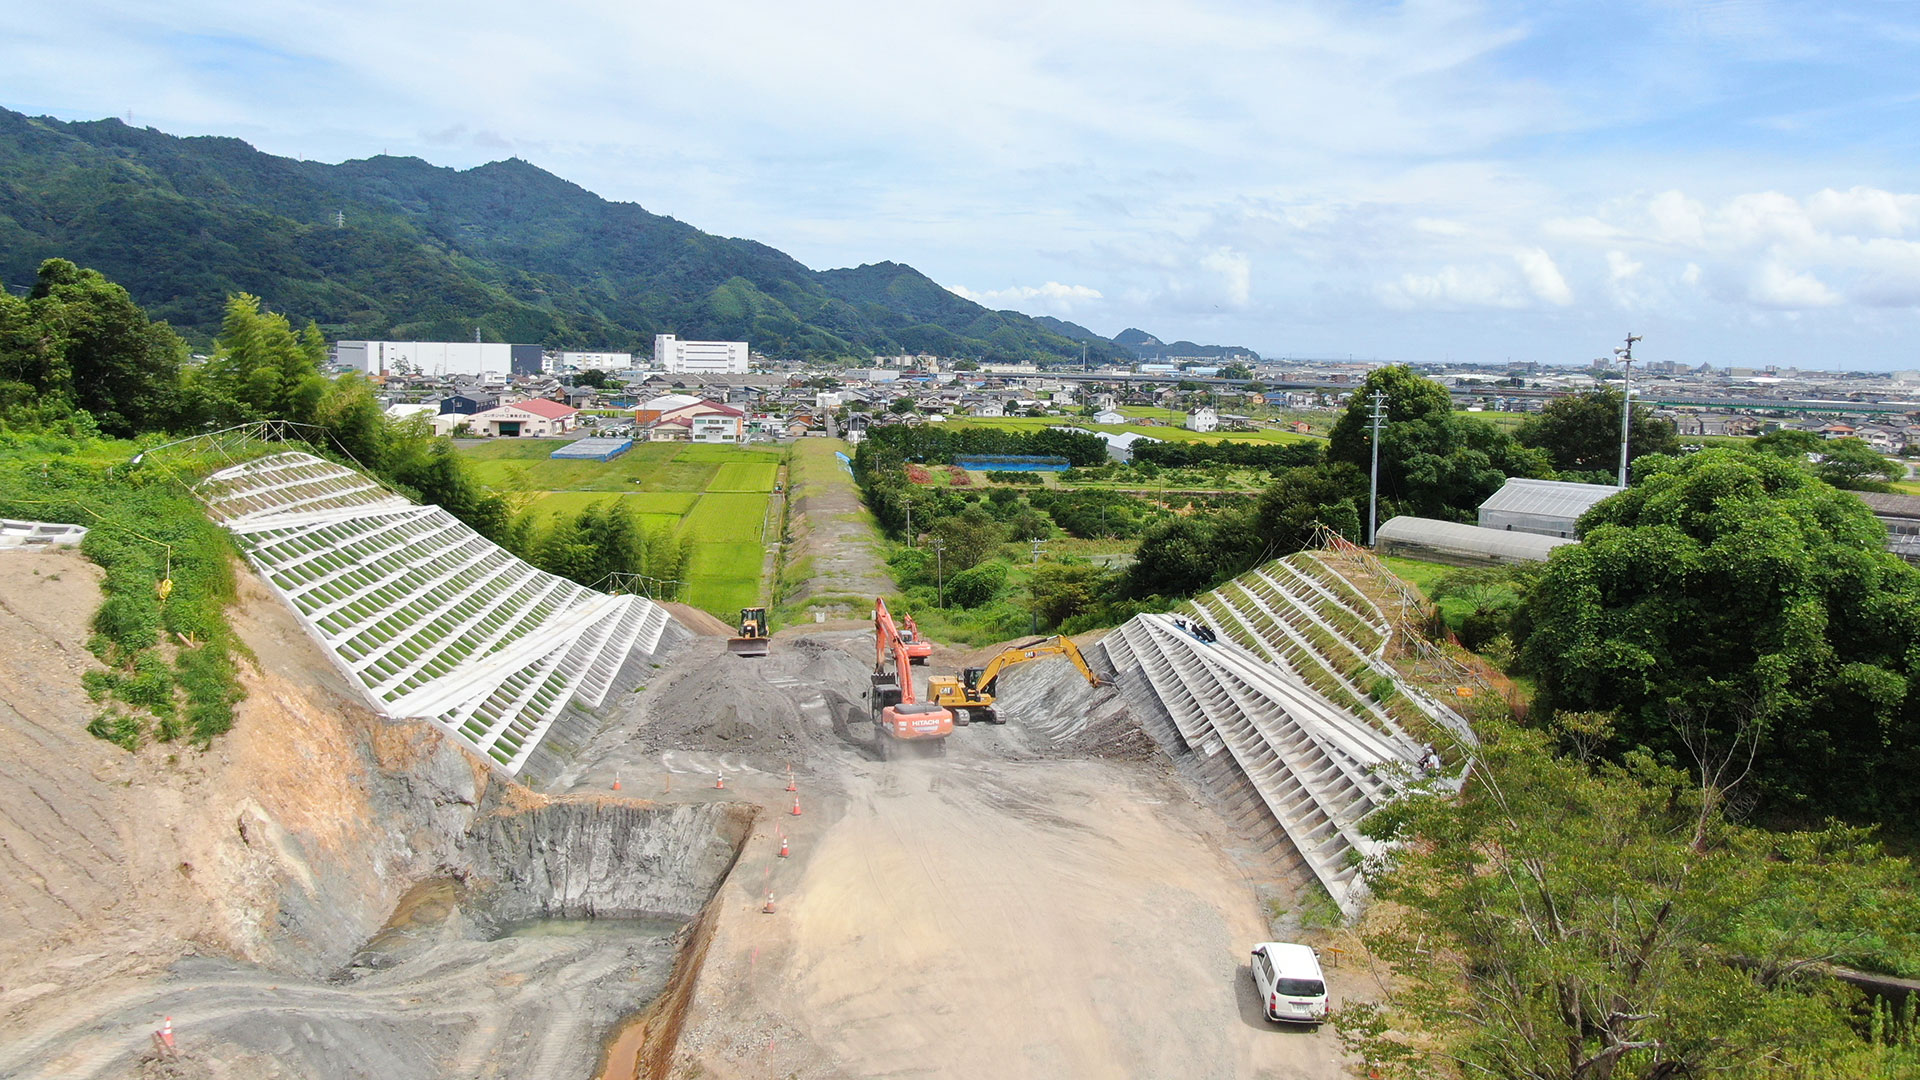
[6,0,1920,368]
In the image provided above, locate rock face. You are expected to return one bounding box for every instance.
[465,800,750,929]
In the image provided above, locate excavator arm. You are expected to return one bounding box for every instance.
[929,635,1111,725]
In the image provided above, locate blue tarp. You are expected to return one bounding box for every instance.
[954,455,1070,472]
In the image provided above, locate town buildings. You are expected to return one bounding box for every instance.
[654,334,750,374]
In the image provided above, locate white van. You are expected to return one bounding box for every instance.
[1250,941,1329,1026]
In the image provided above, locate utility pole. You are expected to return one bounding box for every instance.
[1367,390,1386,546]
[933,538,946,608]
[1030,537,1046,564]
[1614,333,1642,488]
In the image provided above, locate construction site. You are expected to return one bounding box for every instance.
[0,448,1484,1080]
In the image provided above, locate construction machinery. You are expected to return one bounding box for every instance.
[870,598,954,758]
[728,607,770,657]
[928,635,1109,725]
[899,612,933,665]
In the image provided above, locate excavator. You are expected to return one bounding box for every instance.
[898,612,933,665]
[870,598,955,759]
[928,635,1110,726]
[728,607,770,658]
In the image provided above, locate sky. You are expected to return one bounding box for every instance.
[6,1,1920,369]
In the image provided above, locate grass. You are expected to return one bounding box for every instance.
[455,438,785,618]
[1379,555,1453,599]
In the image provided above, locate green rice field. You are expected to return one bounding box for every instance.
[453,438,783,616]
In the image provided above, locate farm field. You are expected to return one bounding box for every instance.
[452,438,783,616]
[939,415,1318,444]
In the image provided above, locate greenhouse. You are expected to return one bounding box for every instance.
[1375,515,1574,566]
[550,437,633,462]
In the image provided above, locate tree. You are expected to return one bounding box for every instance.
[1753,430,1900,491]
[201,295,327,423]
[1515,448,1920,819]
[889,396,917,414]
[946,560,1008,608]
[927,506,1004,572]
[1125,508,1261,597]
[1327,366,1549,522]
[0,259,186,436]
[1514,389,1679,474]
[1344,715,1920,1080]
[571,368,613,389]
[1252,463,1366,553]
[1029,562,1111,628]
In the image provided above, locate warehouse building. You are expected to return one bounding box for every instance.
[334,340,544,378]
[653,334,750,374]
[1856,491,1920,564]
[1476,477,1618,538]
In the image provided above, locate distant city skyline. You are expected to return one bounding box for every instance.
[5,1,1920,368]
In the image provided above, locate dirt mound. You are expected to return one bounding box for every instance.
[630,634,870,758]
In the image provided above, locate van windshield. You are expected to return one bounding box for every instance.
[1275,978,1325,997]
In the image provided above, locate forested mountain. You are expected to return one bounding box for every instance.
[1036,319,1260,362]
[0,109,1127,363]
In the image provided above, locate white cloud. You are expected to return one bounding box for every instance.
[1514,247,1573,305]
[945,281,1104,315]
[1380,265,1530,310]
[1200,248,1253,307]
[1750,263,1841,309]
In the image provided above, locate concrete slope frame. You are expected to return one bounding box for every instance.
[195,452,678,773]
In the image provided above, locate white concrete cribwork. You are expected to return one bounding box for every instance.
[1098,553,1476,915]
[194,452,678,774]
[0,519,88,549]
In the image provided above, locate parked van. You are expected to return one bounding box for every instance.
[1249,941,1328,1026]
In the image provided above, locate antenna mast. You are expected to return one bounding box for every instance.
[1615,332,1642,488]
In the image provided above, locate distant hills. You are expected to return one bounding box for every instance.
[0,108,1152,364]
[1035,318,1260,363]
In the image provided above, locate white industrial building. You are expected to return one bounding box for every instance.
[334,340,543,378]
[561,351,634,371]
[653,334,749,374]
[1476,478,1619,539]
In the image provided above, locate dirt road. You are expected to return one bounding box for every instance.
[640,636,1358,1080]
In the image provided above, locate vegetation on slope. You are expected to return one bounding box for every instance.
[0,108,1128,364]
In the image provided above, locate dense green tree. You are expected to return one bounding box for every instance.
[1029,562,1112,629]
[889,396,917,414]
[1328,365,1549,522]
[1345,715,1920,1080]
[1125,508,1261,598]
[1753,429,1901,491]
[1252,463,1367,552]
[0,258,185,436]
[945,560,1008,608]
[927,506,1005,572]
[201,294,327,423]
[1514,389,1679,474]
[1515,448,1920,819]
[570,368,613,388]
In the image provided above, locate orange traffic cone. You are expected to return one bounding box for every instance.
[715,771,725,790]
[786,767,797,793]
[778,835,790,858]
[762,891,777,914]
[612,775,622,791]
[790,795,802,816]
[159,1017,175,1049]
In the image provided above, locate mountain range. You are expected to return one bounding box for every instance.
[1033,318,1260,363]
[0,108,1245,365]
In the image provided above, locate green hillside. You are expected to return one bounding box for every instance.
[0,109,1120,364]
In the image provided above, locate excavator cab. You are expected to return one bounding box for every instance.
[728,607,771,658]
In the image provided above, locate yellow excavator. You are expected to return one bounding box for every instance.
[928,635,1109,726]
[728,607,770,657]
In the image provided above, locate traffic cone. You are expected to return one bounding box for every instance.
[790,795,803,816]
[762,890,777,914]
[715,771,725,790]
[612,775,621,791]
[159,1017,175,1049]
[786,766,797,793]
[777,835,790,858]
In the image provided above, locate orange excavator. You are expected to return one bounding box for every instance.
[899,611,934,665]
[871,598,955,759]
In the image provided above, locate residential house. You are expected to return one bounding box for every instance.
[1093,408,1126,425]
[1186,407,1219,433]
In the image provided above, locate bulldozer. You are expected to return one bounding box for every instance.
[728,607,771,658]
[870,597,954,759]
[929,635,1110,726]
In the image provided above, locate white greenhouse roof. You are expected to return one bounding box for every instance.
[195,452,676,773]
[1377,516,1574,562]
[1477,477,1618,521]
